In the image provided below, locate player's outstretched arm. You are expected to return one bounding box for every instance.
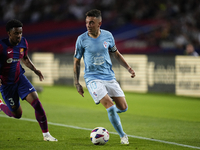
[21,55,44,81]
[33,70,44,81]
[111,50,136,78]
[74,57,84,97]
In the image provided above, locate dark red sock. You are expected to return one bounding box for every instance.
[31,98,48,133]
[0,104,22,118]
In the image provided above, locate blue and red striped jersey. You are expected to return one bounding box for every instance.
[0,37,28,85]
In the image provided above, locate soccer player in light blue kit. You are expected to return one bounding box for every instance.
[74,9,135,144]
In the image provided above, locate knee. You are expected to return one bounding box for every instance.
[122,106,128,112]
[120,106,128,112]
[13,112,22,119]
[117,106,128,113]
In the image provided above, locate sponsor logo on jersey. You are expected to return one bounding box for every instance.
[8,50,12,54]
[6,58,20,63]
[103,41,108,48]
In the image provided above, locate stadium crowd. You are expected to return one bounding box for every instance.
[0,0,200,54]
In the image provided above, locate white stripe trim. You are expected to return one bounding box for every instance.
[0,114,199,149]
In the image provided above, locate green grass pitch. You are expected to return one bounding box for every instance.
[0,85,200,150]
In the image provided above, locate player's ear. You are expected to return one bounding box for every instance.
[7,28,13,36]
[7,31,11,36]
[99,21,102,27]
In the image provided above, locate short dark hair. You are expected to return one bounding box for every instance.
[6,19,23,32]
[85,9,101,18]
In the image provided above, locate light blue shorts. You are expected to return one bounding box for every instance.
[86,79,125,104]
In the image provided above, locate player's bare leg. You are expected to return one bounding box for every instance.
[112,97,128,113]
[11,105,23,118]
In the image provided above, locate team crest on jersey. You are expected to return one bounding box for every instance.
[93,92,97,97]
[20,48,24,54]
[103,41,108,48]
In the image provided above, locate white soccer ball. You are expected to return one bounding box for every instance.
[90,127,109,145]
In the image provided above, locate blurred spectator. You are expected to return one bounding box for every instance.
[185,44,199,57]
[174,31,189,49]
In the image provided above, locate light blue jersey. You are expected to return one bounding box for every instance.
[74,29,117,83]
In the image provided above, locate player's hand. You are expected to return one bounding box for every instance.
[75,83,84,97]
[34,70,44,81]
[0,78,2,87]
[128,67,136,78]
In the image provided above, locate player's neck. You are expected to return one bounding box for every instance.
[89,30,101,39]
[9,39,18,46]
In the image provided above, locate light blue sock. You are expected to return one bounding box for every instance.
[116,106,128,113]
[107,105,125,137]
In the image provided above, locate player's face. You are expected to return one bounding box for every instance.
[8,27,22,46]
[86,16,101,36]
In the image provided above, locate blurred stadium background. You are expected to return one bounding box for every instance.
[0,0,200,97]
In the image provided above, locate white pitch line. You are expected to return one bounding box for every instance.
[0,114,200,150]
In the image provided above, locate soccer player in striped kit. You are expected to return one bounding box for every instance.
[0,19,57,141]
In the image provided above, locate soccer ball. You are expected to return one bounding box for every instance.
[90,127,109,145]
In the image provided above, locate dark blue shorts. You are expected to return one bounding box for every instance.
[0,74,36,111]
